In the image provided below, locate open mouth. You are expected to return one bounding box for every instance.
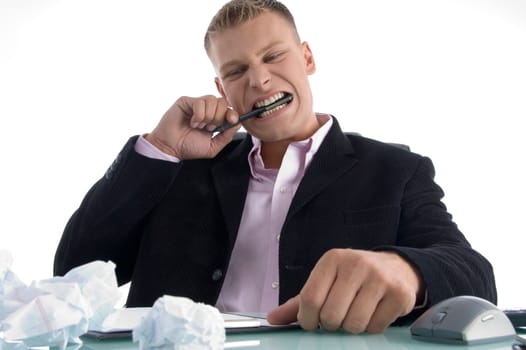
[252,92,293,118]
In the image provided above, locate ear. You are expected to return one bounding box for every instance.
[215,77,226,98]
[302,42,316,75]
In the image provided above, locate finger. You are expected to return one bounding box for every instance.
[318,266,363,331]
[266,295,299,325]
[225,107,239,125]
[365,298,401,334]
[207,107,239,132]
[204,96,228,131]
[200,95,220,128]
[187,95,219,128]
[214,98,230,123]
[342,283,384,334]
[365,280,416,333]
[189,98,206,128]
[210,122,241,151]
[204,98,229,132]
[297,251,340,331]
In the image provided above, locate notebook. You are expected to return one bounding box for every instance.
[85,307,297,340]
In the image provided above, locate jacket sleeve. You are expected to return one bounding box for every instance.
[377,156,497,322]
[53,136,181,285]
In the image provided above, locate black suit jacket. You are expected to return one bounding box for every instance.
[54,118,497,322]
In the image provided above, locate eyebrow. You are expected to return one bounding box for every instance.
[218,40,285,74]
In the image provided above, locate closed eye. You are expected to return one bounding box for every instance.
[222,65,247,80]
[263,51,286,63]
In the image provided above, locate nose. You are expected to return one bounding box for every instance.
[248,65,271,90]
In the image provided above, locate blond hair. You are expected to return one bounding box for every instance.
[204,0,299,55]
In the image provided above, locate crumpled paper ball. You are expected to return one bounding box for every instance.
[0,250,25,321]
[0,251,120,349]
[132,295,225,350]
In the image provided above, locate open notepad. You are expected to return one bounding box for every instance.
[86,307,298,339]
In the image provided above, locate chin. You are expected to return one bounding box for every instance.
[250,129,292,143]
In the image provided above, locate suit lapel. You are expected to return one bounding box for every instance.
[287,119,358,219]
[211,120,357,247]
[211,135,252,250]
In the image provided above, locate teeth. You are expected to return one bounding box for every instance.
[259,102,287,117]
[254,92,285,108]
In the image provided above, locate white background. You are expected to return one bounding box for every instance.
[1,0,525,308]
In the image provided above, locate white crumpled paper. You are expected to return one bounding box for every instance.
[133,295,225,350]
[0,250,120,349]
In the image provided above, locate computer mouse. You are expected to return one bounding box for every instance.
[410,295,516,345]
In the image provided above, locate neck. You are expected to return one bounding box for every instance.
[260,141,289,169]
[259,115,322,169]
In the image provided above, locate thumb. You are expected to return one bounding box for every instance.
[210,123,242,152]
[266,295,300,325]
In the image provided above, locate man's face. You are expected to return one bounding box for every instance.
[208,11,318,142]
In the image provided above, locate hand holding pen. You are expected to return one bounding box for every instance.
[144,94,293,160]
[145,95,241,161]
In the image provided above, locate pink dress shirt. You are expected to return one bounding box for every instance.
[135,114,333,313]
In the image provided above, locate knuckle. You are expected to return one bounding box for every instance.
[204,94,216,102]
[319,309,341,331]
[350,250,369,267]
[299,290,320,310]
[389,286,414,312]
[323,248,347,263]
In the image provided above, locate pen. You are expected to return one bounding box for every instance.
[213,93,293,134]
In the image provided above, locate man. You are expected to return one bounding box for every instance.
[54,0,496,334]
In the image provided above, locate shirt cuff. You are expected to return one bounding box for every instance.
[414,289,429,310]
[134,135,181,163]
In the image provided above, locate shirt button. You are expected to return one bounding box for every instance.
[271,281,279,289]
[279,186,286,193]
[276,234,280,242]
[211,269,223,281]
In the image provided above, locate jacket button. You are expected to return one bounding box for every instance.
[212,269,223,281]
